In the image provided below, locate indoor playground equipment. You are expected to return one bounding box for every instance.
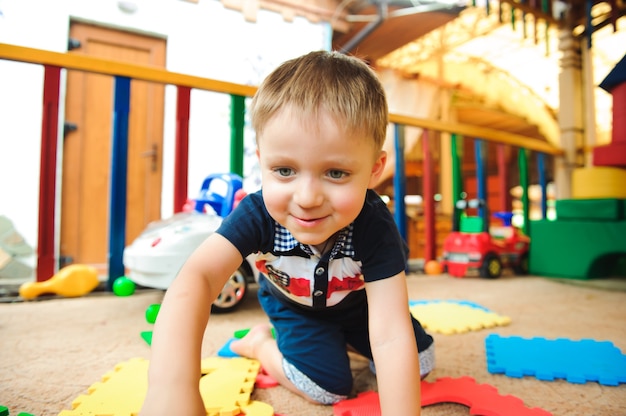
[18,264,99,300]
[123,173,258,313]
[193,173,243,216]
[441,199,530,278]
[441,136,536,278]
[530,54,626,279]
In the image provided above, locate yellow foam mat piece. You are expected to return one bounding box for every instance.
[58,357,274,416]
[410,301,511,335]
[572,167,626,199]
[199,357,264,416]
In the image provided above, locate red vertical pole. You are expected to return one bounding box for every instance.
[422,130,436,262]
[37,65,61,281]
[174,86,191,213]
[497,144,511,213]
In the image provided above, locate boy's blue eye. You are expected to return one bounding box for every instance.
[328,170,347,179]
[276,167,293,177]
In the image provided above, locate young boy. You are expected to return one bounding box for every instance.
[140,50,434,415]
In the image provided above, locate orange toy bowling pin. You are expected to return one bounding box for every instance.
[19,264,100,299]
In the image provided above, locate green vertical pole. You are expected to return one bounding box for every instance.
[511,6,516,30]
[518,148,530,236]
[451,134,463,202]
[230,94,245,176]
[451,134,463,230]
[542,0,551,55]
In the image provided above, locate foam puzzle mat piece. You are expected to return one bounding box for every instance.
[199,356,260,412]
[255,367,280,388]
[140,330,152,346]
[235,328,276,339]
[409,300,511,334]
[215,341,280,388]
[58,357,149,416]
[409,299,493,312]
[421,376,552,416]
[218,338,240,357]
[333,377,552,416]
[333,391,381,416]
[0,408,35,416]
[486,334,626,386]
[58,357,275,416]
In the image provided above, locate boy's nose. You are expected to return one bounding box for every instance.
[293,178,324,208]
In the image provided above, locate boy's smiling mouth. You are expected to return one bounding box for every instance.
[292,215,328,227]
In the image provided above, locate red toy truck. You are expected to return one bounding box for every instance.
[441,199,530,279]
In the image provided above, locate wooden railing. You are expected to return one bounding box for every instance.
[0,42,563,286]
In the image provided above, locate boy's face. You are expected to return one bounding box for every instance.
[257,105,386,250]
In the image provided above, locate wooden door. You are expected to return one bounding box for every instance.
[61,23,166,269]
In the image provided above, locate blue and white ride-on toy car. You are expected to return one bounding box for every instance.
[123,173,259,313]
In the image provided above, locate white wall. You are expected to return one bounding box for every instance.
[0,0,331,270]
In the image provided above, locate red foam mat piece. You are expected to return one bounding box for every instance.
[421,376,552,416]
[333,377,552,416]
[333,391,381,416]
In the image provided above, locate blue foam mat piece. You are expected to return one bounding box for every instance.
[217,338,240,358]
[409,299,493,312]
[485,334,626,386]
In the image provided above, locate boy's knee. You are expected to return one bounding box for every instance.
[282,359,350,404]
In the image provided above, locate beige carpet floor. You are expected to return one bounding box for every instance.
[1,273,625,416]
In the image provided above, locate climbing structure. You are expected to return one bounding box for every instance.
[530,54,626,279]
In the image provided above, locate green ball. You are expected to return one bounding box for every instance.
[145,303,161,324]
[113,276,136,296]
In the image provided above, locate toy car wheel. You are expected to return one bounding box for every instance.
[513,252,529,275]
[480,253,502,279]
[212,265,249,313]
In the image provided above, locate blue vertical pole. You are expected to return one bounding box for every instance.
[108,76,131,290]
[393,124,407,241]
[474,139,487,220]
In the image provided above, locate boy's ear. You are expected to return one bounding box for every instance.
[368,150,387,188]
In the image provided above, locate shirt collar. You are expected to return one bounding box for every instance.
[273,223,355,258]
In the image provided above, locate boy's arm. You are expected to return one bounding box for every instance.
[140,233,245,416]
[365,272,421,415]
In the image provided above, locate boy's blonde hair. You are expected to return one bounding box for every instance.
[250,50,388,151]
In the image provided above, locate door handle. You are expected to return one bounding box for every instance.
[141,143,158,172]
[63,121,78,138]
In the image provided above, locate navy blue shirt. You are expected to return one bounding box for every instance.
[216,189,408,311]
